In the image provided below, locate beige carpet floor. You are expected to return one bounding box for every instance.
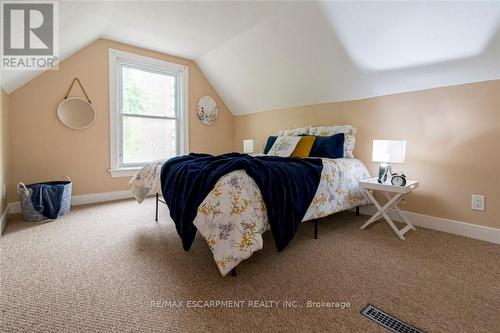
[1,198,499,332]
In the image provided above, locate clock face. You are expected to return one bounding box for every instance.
[391,175,406,186]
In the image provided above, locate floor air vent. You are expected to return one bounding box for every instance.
[361,304,426,333]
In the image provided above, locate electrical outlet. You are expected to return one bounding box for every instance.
[471,194,485,211]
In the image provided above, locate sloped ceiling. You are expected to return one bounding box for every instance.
[2,1,499,115]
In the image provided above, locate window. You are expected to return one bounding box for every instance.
[109,49,188,177]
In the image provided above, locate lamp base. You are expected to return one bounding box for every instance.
[377,163,392,184]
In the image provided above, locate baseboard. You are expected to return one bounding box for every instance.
[0,203,12,235]
[358,206,500,245]
[0,211,5,235]
[7,189,137,215]
[71,189,135,206]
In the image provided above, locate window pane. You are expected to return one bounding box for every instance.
[121,65,176,117]
[122,116,176,165]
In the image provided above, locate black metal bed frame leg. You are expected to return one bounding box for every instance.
[355,206,360,216]
[230,268,236,277]
[155,193,159,222]
[314,219,318,239]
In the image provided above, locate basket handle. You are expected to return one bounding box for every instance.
[17,182,29,195]
[64,175,71,182]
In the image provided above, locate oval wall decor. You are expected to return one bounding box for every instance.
[57,97,96,130]
[197,96,218,125]
[58,77,96,130]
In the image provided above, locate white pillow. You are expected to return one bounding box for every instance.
[277,126,311,136]
[267,136,301,157]
[309,125,356,158]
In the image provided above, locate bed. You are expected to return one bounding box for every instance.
[129,156,371,276]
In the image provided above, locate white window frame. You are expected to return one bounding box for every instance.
[108,49,189,177]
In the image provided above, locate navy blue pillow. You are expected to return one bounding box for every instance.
[309,133,344,159]
[263,136,277,154]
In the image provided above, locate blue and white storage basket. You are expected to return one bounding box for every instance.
[17,177,72,222]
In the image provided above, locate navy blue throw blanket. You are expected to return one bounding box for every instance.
[161,153,323,252]
[29,181,69,219]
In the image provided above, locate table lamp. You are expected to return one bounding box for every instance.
[372,140,406,183]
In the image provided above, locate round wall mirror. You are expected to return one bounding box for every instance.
[197,96,218,125]
[57,97,96,130]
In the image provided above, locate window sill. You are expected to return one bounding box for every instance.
[109,167,142,178]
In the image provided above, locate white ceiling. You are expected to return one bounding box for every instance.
[2,1,499,115]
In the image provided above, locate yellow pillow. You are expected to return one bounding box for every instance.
[291,136,316,158]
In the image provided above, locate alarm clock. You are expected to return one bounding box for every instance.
[391,172,407,186]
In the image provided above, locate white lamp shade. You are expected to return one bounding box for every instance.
[372,140,406,163]
[243,139,258,154]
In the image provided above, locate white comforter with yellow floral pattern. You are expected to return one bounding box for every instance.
[130,158,371,276]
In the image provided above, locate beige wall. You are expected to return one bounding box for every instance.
[1,89,11,221]
[8,39,234,200]
[6,37,500,230]
[235,80,500,229]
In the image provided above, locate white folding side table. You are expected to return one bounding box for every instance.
[359,177,419,240]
